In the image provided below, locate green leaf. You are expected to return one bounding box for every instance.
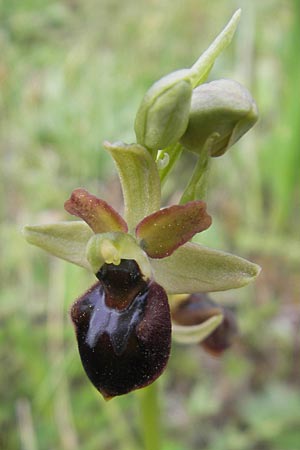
[104,142,161,231]
[23,221,93,270]
[150,242,261,294]
[136,201,211,258]
[172,315,223,344]
[64,188,128,233]
[189,9,241,87]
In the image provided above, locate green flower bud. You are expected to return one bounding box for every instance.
[134,10,243,153]
[180,79,258,157]
[134,69,193,150]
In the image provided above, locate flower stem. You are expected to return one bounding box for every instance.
[179,133,222,204]
[180,150,211,204]
[138,382,162,450]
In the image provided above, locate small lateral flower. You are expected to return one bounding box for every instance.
[171,293,238,356]
[24,142,260,399]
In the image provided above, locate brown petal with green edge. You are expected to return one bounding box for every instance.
[64,188,128,234]
[136,201,212,258]
[150,242,261,293]
[171,293,238,355]
[71,259,171,399]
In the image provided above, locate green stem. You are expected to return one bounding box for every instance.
[105,398,139,450]
[138,383,162,450]
[180,150,211,204]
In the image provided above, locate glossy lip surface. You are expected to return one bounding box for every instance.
[71,260,171,398]
[96,259,148,309]
[84,283,148,356]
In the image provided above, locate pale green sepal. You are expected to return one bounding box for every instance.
[150,242,261,294]
[172,315,223,344]
[189,9,241,87]
[104,141,161,231]
[23,221,93,270]
[86,232,152,279]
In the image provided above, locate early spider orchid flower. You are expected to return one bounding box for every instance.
[23,142,260,399]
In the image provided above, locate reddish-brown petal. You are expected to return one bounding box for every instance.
[136,201,212,258]
[64,188,128,234]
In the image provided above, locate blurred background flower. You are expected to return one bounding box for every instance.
[1,0,300,449]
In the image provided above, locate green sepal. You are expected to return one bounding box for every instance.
[150,242,261,294]
[86,232,152,280]
[104,142,161,231]
[23,221,93,270]
[172,315,223,344]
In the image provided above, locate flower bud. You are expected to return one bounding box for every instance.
[171,293,238,356]
[71,259,171,399]
[134,69,193,150]
[180,79,258,157]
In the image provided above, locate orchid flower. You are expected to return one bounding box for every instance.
[23,142,260,399]
[23,10,260,400]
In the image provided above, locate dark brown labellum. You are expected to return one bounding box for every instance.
[71,259,171,399]
[172,293,238,356]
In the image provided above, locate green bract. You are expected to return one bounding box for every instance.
[180,79,258,156]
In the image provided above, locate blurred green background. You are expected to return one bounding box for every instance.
[1,0,300,449]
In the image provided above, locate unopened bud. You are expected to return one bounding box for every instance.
[180,79,258,157]
[134,69,193,150]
